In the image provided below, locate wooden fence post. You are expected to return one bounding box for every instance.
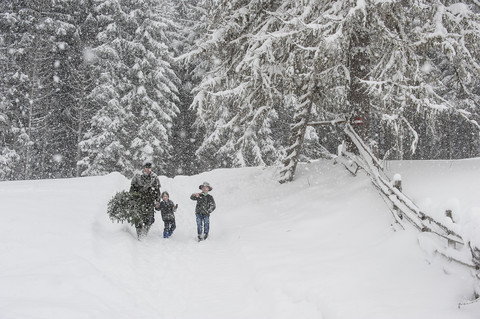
[445,210,456,249]
[393,174,402,192]
[392,174,403,219]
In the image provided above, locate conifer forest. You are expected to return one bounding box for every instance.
[1,0,479,181]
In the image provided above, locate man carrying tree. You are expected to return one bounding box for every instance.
[130,162,161,238]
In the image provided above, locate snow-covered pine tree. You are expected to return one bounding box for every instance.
[186,0,287,170]
[125,0,181,174]
[356,0,480,160]
[307,0,480,161]
[78,0,132,176]
[169,0,211,176]
[79,0,181,177]
[0,4,22,180]
[188,0,480,180]
[187,0,354,177]
[57,0,100,177]
[40,0,100,179]
[0,3,37,180]
[0,0,102,180]
[0,95,20,180]
[0,1,68,179]
[416,1,480,159]
[273,1,352,181]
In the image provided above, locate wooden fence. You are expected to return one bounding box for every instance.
[336,122,480,307]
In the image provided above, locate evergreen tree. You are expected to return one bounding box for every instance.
[186,0,288,169]
[79,0,181,177]
[356,0,480,159]
[0,0,102,180]
[0,4,22,180]
[169,0,210,176]
[39,0,99,178]
[188,0,480,181]
[0,1,58,179]
[1,0,480,182]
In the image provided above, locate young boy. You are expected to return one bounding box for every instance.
[155,191,178,238]
[190,182,216,241]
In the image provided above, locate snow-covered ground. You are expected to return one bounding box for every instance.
[0,158,479,319]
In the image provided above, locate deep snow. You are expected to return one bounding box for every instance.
[0,159,479,319]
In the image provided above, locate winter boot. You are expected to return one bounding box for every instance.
[168,230,173,237]
[143,225,150,237]
[163,231,169,238]
[203,233,208,240]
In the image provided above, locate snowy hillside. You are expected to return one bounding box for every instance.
[0,159,479,319]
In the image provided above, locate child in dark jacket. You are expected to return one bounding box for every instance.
[155,191,178,238]
[190,182,216,241]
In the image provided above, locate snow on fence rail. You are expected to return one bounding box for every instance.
[337,122,480,306]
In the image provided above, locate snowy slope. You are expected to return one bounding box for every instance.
[0,159,479,319]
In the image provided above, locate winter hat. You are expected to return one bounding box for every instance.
[144,162,152,168]
[199,182,212,191]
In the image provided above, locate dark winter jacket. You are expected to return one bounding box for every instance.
[190,193,216,216]
[155,199,177,221]
[130,171,161,204]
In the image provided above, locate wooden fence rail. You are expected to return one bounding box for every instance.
[337,122,480,307]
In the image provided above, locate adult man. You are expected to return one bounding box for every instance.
[130,162,161,238]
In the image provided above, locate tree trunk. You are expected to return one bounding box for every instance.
[25,49,39,180]
[347,26,370,146]
[75,79,86,177]
[279,80,315,183]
